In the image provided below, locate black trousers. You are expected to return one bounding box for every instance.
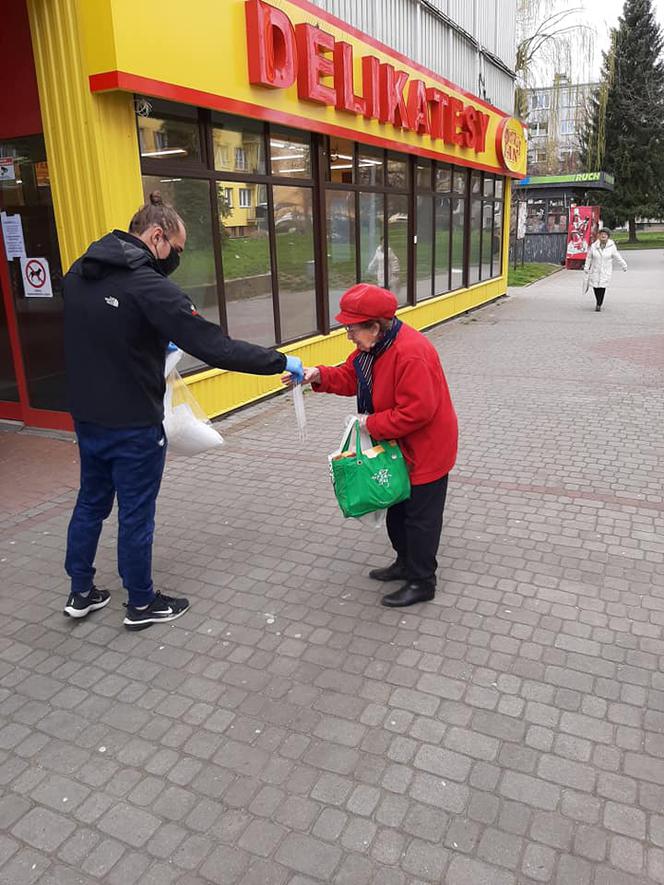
[593,287,606,306]
[386,474,449,583]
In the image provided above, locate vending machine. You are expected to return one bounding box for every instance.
[565,204,600,269]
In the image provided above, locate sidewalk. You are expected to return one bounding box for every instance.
[0,250,663,885]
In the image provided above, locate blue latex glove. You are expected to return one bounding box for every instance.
[166,341,178,353]
[285,355,304,384]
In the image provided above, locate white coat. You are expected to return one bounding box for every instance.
[583,239,627,288]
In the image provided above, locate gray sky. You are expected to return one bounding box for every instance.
[588,0,664,77]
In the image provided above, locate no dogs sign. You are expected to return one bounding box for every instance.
[20,257,53,298]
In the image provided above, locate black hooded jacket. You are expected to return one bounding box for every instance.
[63,230,287,427]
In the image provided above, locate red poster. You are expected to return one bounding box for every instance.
[566,205,600,269]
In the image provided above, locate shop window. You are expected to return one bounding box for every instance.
[481,201,493,280]
[270,128,311,179]
[136,98,202,163]
[360,192,385,285]
[495,178,504,200]
[547,199,567,233]
[435,164,452,193]
[326,190,356,325]
[142,176,218,371]
[434,195,451,295]
[415,194,433,300]
[0,134,66,410]
[526,199,547,233]
[386,193,408,305]
[483,175,495,199]
[357,146,384,187]
[450,196,466,291]
[218,181,275,346]
[468,192,482,285]
[274,186,317,341]
[387,154,407,189]
[212,113,265,175]
[416,159,432,190]
[492,199,504,277]
[328,137,354,184]
[453,169,468,194]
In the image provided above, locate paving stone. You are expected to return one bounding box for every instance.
[98,802,161,847]
[11,807,77,852]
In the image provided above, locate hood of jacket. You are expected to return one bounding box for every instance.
[79,230,158,280]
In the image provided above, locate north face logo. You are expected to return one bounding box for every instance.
[105,296,119,308]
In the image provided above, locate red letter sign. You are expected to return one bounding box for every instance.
[362,56,380,119]
[379,64,409,128]
[245,0,297,89]
[295,23,336,105]
[426,87,449,140]
[407,79,431,134]
[334,42,367,115]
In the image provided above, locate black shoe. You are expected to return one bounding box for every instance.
[123,592,190,631]
[369,561,408,582]
[381,581,435,608]
[595,306,601,312]
[64,587,111,619]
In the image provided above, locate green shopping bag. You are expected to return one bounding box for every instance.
[330,420,411,518]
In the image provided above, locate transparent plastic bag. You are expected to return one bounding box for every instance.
[292,383,307,441]
[163,369,224,456]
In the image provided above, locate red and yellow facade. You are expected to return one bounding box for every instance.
[0,0,526,429]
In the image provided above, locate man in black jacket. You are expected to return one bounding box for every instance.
[63,191,303,630]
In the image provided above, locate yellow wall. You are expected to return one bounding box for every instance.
[27,0,144,270]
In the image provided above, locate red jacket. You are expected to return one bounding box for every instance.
[314,323,458,485]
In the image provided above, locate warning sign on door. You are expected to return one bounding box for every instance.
[0,157,15,181]
[20,257,53,297]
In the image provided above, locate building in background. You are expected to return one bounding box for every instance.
[524,75,597,176]
[1,0,525,430]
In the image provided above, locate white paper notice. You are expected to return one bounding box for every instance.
[0,158,15,181]
[20,256,53,297]
[1,211,27,260]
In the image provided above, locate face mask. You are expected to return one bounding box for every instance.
[156,247,180,276]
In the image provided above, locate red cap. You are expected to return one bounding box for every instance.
[335,284,399,325]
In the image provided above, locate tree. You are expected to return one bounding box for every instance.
[583,0,664,241]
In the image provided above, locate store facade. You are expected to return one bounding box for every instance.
[1,0,526,430]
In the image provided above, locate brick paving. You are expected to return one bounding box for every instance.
[0,249,663,884]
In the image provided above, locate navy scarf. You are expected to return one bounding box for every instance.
[354,318,403,414]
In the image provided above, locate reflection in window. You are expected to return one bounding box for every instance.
[360,192,385,285]
[483,175,495,199]
[271,129,311,178]
[416,195,433,301]
[434,196,451,296]
[451,198,466,291]
[326,190,356,324]
[357,146,384,186]
[212,113,265,175]
[142,175,218,370]
[469,196,481,285]
[218,182,275,346]
[387,194,408,305]
[481,202,493,280]
[492,201,503,277]
[454,170,468,194]
[137,98,201,162]
[387,154,407,189]
[416,159,432,190]
[328,137,354,184]
[435,165,452,193]
[274,186,317,341]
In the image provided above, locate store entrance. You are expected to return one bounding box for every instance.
[0,134,71,430]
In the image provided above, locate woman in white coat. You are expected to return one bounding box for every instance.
[584,228,628,312]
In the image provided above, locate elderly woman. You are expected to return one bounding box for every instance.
[584,228,627,312]
[301,284,458,608]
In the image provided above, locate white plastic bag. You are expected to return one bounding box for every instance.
[163,369,224,457]
[292,383,307,441]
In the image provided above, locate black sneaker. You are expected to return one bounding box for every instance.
[123,592,190,631]
[63,587,111,619]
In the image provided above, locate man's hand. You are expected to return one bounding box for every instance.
[303,367,321,385]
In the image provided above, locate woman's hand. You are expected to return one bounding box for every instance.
[303,367,321,385]
[281,366,320,387]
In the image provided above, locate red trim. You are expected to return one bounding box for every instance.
[90,70,524,177]
[23,408,74,432]
[0,402,22,421]
[275,0,506,116]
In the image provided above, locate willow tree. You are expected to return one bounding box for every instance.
[583,0,664,241]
